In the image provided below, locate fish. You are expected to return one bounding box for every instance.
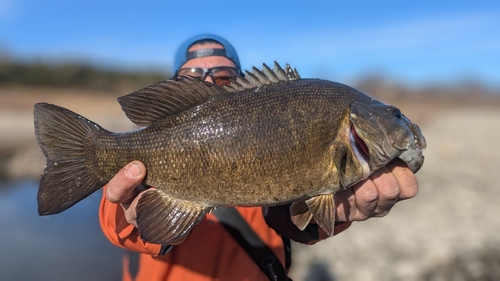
[34,62,426,244]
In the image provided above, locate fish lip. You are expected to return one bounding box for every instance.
[398,146,425,173]
[396,116,426,173]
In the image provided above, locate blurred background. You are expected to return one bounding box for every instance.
[1,1,499,280]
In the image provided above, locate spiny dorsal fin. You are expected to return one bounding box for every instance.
[118,76,226,127]
[224,61,301,93]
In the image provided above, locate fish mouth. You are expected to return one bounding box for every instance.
[397,119,426,173]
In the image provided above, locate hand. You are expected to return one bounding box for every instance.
[105,161,148,228]
[105,161,190,245]
[334,158,419,222]
[313,158,419,241]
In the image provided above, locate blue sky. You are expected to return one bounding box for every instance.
[1,0,499,87]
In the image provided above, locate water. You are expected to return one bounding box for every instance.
[0,180,123,281]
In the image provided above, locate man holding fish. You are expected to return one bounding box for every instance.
[97,34,420,281]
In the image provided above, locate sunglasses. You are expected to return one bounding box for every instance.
[176,66,239,86]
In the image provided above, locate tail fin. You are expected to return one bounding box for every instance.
[34,103,109,215]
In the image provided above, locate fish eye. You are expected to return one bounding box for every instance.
[392,108,402,119]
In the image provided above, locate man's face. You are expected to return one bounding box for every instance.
[180,42,238,85]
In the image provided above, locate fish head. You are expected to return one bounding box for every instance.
[348,100,426,174]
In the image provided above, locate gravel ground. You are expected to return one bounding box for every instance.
[289,107,500,281]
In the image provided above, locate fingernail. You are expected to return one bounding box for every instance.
[126,162,142,178]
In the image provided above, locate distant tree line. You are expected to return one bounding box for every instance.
[0,59,171,92]
[1,58,498,101]
[354,73,500,102]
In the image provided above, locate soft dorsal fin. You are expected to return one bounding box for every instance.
[118,76,226,127]
[223,61,301,93]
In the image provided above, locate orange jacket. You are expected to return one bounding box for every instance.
[99,186,287,281]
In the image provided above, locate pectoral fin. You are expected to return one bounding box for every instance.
[306,194,336,237]
[136,189,211,244]
[290,200,313,231]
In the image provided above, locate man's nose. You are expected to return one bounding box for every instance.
[204,76,214,84]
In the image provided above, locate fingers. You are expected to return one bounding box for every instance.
[386,158,419,200]
[369,165,401,217]
[334,159,419,222]
[106,161,146,205]
[351,176,381,220]
[333,188,356,221]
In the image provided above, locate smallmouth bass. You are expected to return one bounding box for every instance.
[34,62,426,244]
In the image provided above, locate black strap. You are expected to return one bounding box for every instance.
[213,207,292,281]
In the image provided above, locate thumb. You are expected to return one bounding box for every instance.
[106,161,146,204]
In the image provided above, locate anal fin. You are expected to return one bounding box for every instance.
[136,189,211,244]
